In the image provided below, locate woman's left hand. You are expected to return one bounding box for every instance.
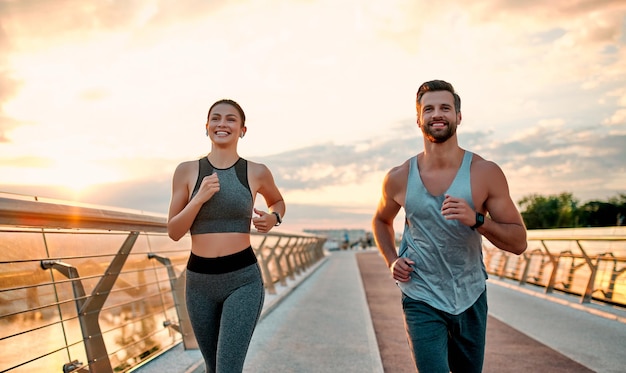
[252,208,276,233]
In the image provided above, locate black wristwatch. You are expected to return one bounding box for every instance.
[471,212,484,230]
[272,211,282,226]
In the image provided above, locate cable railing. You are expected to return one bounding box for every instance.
[483,228,626,306]
[0,193,326,373]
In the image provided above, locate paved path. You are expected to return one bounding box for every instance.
[243,250,383,372]
[486,278,626,373]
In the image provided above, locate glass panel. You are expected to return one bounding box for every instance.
[2,350,75,373]
[146,233,191,255]
[0,251,51,307]
[0,304,61,340]
[0,322,68,372]
[44,230,131,258]
[62,317,84,348]
[0,229,48,261]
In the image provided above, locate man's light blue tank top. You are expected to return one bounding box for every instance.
[397,151,487,315]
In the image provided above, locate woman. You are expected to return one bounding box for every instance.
[167,99,285,373]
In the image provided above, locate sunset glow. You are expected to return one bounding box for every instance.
[1,0,625,232]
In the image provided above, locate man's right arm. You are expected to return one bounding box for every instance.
[372,205,399,268]
[372,165,414,281]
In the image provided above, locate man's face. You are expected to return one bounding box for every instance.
[417,90,461,143]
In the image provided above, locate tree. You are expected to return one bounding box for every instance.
[579,193,626,227]
[518,192,626,229]
[518,192,578,229]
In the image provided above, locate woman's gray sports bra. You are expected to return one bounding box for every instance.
[189,157,253,235]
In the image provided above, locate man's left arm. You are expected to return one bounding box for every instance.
[478,164,527,255]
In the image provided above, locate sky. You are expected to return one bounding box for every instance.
[1,0,625,234]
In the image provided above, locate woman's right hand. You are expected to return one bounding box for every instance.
[196,173,220,202]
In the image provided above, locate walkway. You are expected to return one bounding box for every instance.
[136,249,626,373]
[243,250,382,372]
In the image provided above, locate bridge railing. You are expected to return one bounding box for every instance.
[483,229,626,306]
[0,193,326,373]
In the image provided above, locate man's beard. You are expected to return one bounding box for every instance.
[422,121,457,143]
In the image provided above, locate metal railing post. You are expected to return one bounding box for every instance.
[255,236,277,294]
[599,253,626,300]
[497,252,509,279]
[519,250,533,285]
[279,237,297,280]
[272,236,291,287]
[577,240,598,304]
[148,253,198,349]
[542,241,559,294]
[41,231,139,373]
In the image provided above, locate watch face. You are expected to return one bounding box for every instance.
[472,212,484,230]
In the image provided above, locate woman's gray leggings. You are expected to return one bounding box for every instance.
[185,251,265,373]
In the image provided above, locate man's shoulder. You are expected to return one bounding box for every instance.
[383,158,413,190]
[470,152,501,171]
[468,152,508,184]
[388,158,412,176]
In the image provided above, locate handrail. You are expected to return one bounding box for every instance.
[527,235,626,242]
[0,195,168,232]
[483,231,626,306]
[0,193,326,373]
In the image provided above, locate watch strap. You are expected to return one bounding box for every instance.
[272,211,282,226]
[471,212,484,230]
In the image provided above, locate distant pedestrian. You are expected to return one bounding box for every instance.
[167,99,285,373]
[365,232,373,248]
[372,80,527,373]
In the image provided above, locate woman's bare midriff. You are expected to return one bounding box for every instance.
[191,232,252,258]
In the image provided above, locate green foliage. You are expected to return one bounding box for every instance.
[518,192,626,229]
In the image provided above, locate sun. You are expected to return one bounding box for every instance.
[47,160,121,193]
[4,159,122,199]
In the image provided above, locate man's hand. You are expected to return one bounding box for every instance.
[390,257,415,282]
[441,194,476,227]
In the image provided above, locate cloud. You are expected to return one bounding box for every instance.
[0,18,22,142]
[604,109,626,126]
[0,0,146,39]
[492,122,626,203]
[257,132,421,191]
[78,88,110,101]
[0,155,52,168]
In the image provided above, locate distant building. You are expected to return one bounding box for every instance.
[304,228,367,243]
[304,228,373,250]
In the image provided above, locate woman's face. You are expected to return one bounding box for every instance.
[206,103,245,144]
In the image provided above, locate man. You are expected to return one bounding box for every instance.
[372,80,527,372]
